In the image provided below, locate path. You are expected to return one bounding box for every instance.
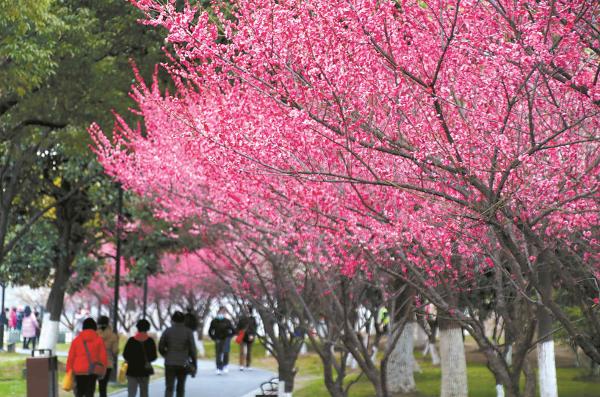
[110,361,275,397]
[16,348,275,397]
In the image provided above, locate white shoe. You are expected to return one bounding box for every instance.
[216,369,222,375]
[223,366,229,374]
[239,366,245,371]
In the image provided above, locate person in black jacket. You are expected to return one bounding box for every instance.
[183,308,198,334]
[236,305,258,370]
[123,319,157,397]
[208,306,234,375]
[159,311,197,397]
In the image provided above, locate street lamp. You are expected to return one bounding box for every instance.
[0,282,5,351]
[142,273,148,320]
[111,184,123,381]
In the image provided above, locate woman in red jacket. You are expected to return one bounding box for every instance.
[67,318,108,397]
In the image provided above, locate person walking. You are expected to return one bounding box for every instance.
[21,306,39,350]
[16,307,23,331]
[66,318,108,397]
[235,305,258,370]
[97,316,119,397]
[123,319,157,397]
[183,308,198,335]
[209,306,234,375]
[158,311,197,397]
[1,308,8,329]
[8,307,17,330]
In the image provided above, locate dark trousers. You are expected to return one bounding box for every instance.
[165,365,187,397]
[75,374,98,397]
[127,375,150,397]
[239,342,253,367]
[215,339,230,370]
[23,336,36,350]
[98,368,111,397]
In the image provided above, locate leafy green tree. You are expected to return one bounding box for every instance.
[1,0,166,349]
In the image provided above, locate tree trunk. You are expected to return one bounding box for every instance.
[537,266,558,397]
[424,333,440,365]
[439,321,468,397]
[38,258,71,352]
[386,321,416,394]
[278,356,296,397]
[523,357,537,397]
[321,343,347,397]
[197,319,205,339]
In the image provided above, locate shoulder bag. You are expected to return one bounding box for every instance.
[139,340,154,376]
[83,340,107,378]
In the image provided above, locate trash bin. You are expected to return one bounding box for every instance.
[26,349,58,397]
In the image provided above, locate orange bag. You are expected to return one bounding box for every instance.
[62,370,74,391]
[235,330,245,344]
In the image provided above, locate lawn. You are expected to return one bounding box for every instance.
[5,339,598,397]
[293,350,600,397]
[202,339,600,396]
[0,352,163,397]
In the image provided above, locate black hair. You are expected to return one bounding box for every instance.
[82,317,97,331]
[136,319,151,332]
[97,315,110,329]
[172,311,185,323]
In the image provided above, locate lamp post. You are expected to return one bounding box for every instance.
[142,273,148,320]
[0,282,6,351]
[111,184,123,381]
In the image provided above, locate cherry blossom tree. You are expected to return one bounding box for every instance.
[71,245,219,333]
[91,1,599,396]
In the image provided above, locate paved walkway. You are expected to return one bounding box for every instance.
[16,348,275,397]
[110,361,275,397]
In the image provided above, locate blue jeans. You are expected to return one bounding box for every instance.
[215,339,230,370]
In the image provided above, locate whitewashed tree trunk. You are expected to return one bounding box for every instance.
[496,384,505,397]
[414,323,428,349]
[423,340,441,365]
[537,264,558,397]
[197,338,206,357]
[300,341,308,355]
[506,344,513,366]
[37,313,59,352]
[386,321,416,393]
[345,351,358,369]
[278,381,292,397]
[371,345,378,363]
[537,340,558,397]
[439,325,468,397]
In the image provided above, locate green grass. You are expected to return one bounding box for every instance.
[201,338,268,361]
[9,340,599,397]
[0,351,162,397]
[294,353,600,397]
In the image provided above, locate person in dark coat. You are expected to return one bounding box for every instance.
[123,319,157,397]
[183,308,198,334]
[159,311,197,397]
[208,306,234,374]
[236,305,258,370]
